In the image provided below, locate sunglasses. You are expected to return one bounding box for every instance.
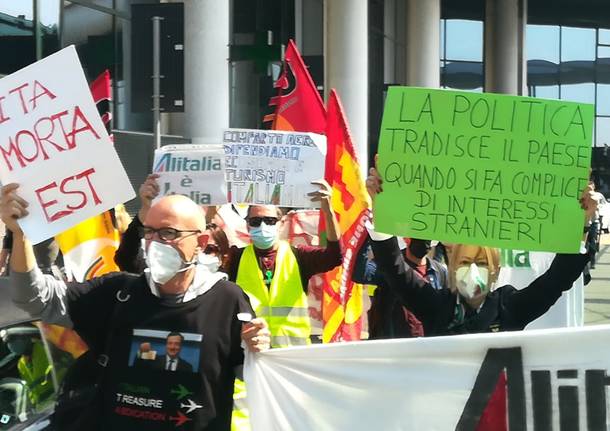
[247,217,279,228]
[203,244,220,255]
[140,226,201,242]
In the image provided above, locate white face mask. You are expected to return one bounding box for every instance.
[143,240,196,284]
[198,253,221,273]
[455,263,490,300]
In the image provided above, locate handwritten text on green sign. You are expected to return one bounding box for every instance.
[374,87,593,253]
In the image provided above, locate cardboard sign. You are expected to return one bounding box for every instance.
[0,46,134,244]
[375,87,593,253]
[223,129,326,207]
[246,325,610,431]
[153,144,228,205]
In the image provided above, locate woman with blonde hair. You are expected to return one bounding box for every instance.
[366,167,597,336]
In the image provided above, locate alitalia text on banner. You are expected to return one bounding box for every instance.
[0,45,134,244]
[153,144,227,205]
[245,325,610,431]
[223,128,326,207]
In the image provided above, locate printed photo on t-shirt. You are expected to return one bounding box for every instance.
[128,329,202,373]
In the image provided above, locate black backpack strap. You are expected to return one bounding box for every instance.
[96,279,135,370]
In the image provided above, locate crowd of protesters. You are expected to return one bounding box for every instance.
[0,155,600,430]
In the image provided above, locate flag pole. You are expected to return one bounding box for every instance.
[152,16,164,149]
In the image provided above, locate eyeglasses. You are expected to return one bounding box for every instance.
[140,226,201,242]
[247,217,279,227]
[204,244,220,255]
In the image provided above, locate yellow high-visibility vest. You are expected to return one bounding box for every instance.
[236,241,311,348]
[232,241,312,430]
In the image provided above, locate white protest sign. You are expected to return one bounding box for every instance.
[223,128,326,207]
[246,325,610,430]
[152,144,228,205]
[0,46,135,244]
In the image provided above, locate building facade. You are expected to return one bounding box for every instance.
[2,0,610,194]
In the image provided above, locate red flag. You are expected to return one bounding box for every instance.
[322,90,371,342]
[264,39,329,338]
[264,40,326,134]
[89,69,113,137]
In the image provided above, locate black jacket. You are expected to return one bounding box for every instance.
[371,237,588,336]
[65,272,252,430]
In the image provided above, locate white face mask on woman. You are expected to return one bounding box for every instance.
[455,263,489,300]
[198,253,221,273]
[142,240,196,284]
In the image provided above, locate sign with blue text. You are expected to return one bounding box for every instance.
[223,128,326,207]
[153,144,228,205]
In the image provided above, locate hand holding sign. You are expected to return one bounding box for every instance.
[0,183,28,234]
[580,183,599,226]
[365,155,384,199]
[308,179,341,242]
[308,180,332,205]
[138,173,160,221]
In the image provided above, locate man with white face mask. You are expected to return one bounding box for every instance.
[1,184,269,431]
[365,166,599,336]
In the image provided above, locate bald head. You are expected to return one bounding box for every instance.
[142,195,208,293]
[146,195,206,231]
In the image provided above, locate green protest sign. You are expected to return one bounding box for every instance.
[374,87,593,253]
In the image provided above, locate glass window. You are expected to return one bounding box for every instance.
[40,1,60,59]
[230,61,263,128]
[561,83,595,104]
[86,0,113,7]
[597,85,610,115]
[599,28,610,45]
[532,85,560,100]
[597,117,610,147]
[63,4,114,81]
[598,46,610,58]
[445,20,483,62]
[561,27,596,61]
[440,20,445,59]
[0,321,75,429]
[442,61,483,90]
[0,2,35,75]
[527,25,559,63]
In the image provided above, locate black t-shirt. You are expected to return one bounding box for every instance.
[65,272,253,431]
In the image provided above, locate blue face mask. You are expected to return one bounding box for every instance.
[249,222,278,250]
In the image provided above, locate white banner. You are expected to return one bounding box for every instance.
[223,128,326,207]
[153,144,228,205]
[245,325,610,431]
[0,46,134,244]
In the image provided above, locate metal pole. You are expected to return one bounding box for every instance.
[33,0,42,60]
[152,16,164,149]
